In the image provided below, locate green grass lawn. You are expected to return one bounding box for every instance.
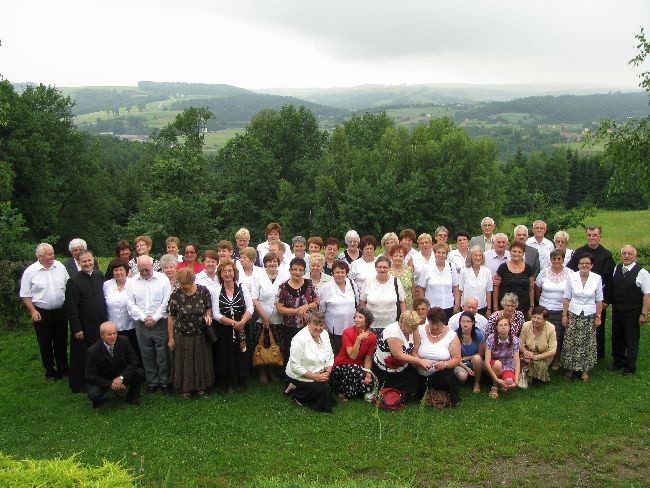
[0,321,648,487]
[499,209,650,253]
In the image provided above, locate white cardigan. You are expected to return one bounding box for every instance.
[285,327,334,382]
[564,271,603,316]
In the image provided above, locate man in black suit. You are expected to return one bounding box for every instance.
[86,321,144,408]
[65,250,107,393]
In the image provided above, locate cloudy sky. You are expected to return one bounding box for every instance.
[1,1,648,89]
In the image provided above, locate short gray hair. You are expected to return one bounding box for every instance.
[513,225,529,237]
[345,230,360,245]
[501,292,519,308]
[292,235,306,245]
[35,243,53,258]
[554,230,569,242]
[159,253,177,269]
[68,238,88,252]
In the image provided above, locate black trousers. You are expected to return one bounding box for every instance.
[33,307,68,378]
[118,329,142,365]
[611,307,641,371]
[87,367,145,405]
[596,308,607,359]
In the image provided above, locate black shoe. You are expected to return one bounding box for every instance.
[147,385,159,393]
[126,398,140,406]
[622,368,635,376]
[161,385,173,394]
[92,399,104,409]
[607,364,623,372]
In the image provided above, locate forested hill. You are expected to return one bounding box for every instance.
[453,92,650,124]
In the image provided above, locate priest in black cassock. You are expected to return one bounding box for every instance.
[65,250,107,393]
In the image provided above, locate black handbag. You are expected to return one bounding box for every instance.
[203,324,218,344]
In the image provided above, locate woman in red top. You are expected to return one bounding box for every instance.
[330,307,377,401]
[177,243,205,274]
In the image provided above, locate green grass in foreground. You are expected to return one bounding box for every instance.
[0,322,648,487]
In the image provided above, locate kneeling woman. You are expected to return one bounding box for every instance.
[330,307,377,401]
[372,311,432,398]
[484,318,520,399]
[285,311,336,413]
[414,307,462,407]
[454,311,484,393]
[519,306,557,384]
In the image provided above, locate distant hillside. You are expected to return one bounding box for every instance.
[65,82,348,135]
[453,92,650,124]
[258,82,639,110]
[171,93,348,130]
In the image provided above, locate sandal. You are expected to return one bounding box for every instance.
[197,390,209,398]
[580,372,589,382]
[489,387,499,400]
[472,384,481,394]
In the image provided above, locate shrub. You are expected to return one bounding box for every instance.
[0,452,136,487]
[0,260,32,329]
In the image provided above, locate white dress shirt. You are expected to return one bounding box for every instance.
[484,250,511,277]
[412,251,435,285]
[251,269,289,324]
[447,311,488,332]
[458,266,493,309]
[319,279,359,336]
[349,257,377,290]
[103,278,135,331]
[564,271,603,316]
[418,262,458,309]
[126,271,171,322]
[19,260,69,310]
[447,249,469,274]
[286,327,334,381]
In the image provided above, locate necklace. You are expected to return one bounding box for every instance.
[429,327,444,340]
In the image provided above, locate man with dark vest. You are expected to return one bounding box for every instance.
[607,245,650,376]
[567,226,615,360]
[86,321,145,408]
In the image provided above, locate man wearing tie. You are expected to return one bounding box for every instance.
[85,321,144,408]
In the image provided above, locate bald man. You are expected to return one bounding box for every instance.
[86,322,144,408]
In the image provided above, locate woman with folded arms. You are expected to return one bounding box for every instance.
[330,307,377,401]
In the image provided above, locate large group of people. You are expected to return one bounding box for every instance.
[18,220,649,413]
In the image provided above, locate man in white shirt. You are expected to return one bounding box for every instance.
[126,255,171,392]
[447,297,488,332]
[608,245,650,375]
[484,233,510,282]
[20,243,70,382]
[469,217,496,251]
[526,220,554,270]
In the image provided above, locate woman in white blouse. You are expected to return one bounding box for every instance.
[349,235,378,290]
[560,253,603,381]
[251,251,289,384]
[414,307,462,406]
[103,259,140,361]
[535,249,570,369]
[285,311,336,412]
[417,243,460,320]
[319,260,359,355]
[553,231,574,266]
[458,246,493,317]
[360,256,406,332]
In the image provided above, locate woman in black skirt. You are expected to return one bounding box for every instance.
[214,259,253,391]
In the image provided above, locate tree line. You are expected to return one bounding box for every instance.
[0,79,646,262]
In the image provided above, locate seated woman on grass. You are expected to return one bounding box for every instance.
[285,311,336,413]
[519,306,557,386]
[372,310,432,399]
[454,311,484,393]
[484,318,520,400]
[330,307,377,401]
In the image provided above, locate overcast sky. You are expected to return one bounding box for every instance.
[1,1,648,90]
